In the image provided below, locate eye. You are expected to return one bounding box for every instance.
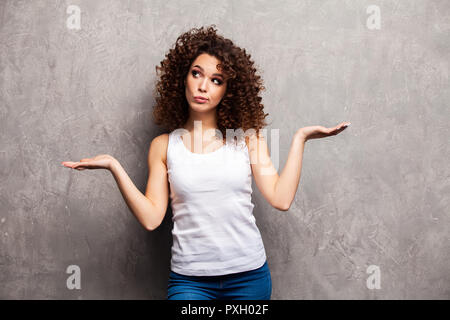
[191,70,223,85]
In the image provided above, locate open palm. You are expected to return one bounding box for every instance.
[61,154,115,171]
[298,122,351,142]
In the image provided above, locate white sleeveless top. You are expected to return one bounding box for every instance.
[166,129,267,276]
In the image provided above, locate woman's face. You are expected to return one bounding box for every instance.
[184,53,227,112]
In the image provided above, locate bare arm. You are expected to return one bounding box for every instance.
[248,131,305,211]
[110,134,169,231]
[272,132,306,210]
[249,122,350,211]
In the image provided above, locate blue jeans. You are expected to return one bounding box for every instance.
[167,260,272,300]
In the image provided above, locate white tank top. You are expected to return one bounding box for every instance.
[166,129,267,276]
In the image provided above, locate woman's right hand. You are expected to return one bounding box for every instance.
[61,154,116,171]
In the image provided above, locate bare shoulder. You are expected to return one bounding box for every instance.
[150,133,169,165]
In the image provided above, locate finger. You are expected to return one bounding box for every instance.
[62,161,76,167]
[72,162,85,169]
[336,123,350,130]
[330,126,344,134]
[74,160,94,169]
[71,163,80,169]
[331,126,340,132]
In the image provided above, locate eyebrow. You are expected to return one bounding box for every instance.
[193,65,224,78]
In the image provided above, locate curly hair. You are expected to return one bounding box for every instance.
[151,24,270,142]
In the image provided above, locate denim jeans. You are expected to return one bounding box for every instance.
[167,260,272,300]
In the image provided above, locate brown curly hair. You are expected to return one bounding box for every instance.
[151,24,270,142]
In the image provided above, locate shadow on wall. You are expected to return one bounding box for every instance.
[142,206,173,299]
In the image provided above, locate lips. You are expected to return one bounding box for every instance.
[194,96,208,103]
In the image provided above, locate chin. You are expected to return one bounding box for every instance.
[190,102,215,111]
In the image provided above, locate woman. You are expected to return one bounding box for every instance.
[62,25,350,300]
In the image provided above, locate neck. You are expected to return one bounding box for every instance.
[182,109,226,142]
[183,108,218,133]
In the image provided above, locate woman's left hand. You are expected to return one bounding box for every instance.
[297,122,351,142]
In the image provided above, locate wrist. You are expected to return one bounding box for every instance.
[109,158,120,173]
[295,130,307,144]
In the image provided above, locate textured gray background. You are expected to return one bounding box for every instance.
[1,0,449,299]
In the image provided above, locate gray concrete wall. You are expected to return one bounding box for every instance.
[1,0,449,299]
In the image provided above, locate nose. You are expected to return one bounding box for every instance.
[198,78,207,92]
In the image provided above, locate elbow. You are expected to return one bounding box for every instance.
[144,222,159,232]
[143,207,164,232]
[274,201,291,212]
[145,225,154,232]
